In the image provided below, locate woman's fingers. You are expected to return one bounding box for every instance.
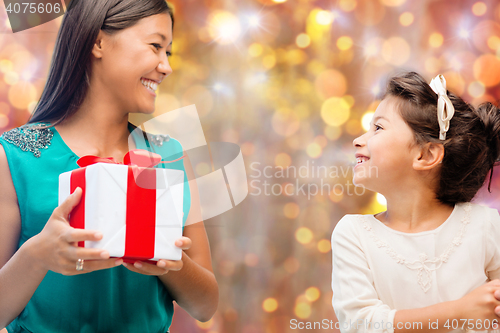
[495,289,500,301]
[65,246,111,261]
[53,187,82,222]
[62,228,103,243]
[72,258,123,275]
[121,259,183,276]
[174,237,192,250]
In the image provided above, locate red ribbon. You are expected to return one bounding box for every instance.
[69,149,174,261]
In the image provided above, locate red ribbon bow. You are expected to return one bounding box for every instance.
[77,149,163,168]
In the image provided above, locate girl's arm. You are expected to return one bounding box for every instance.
[394,279,500,332]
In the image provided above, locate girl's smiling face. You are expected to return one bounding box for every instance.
[352,96,421,194]
[92,13,173,114]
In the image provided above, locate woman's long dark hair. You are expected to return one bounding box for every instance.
[28,0,173,126]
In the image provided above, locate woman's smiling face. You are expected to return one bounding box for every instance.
[352,96,420,194]
[92,13,173,114]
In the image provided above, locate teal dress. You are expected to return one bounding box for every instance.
[0,122,191,333]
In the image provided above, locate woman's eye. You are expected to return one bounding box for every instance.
[166,51,172,57]
[152,43,162,50]
[374,124,382,131]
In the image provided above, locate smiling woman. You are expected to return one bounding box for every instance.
[0,0,218,332]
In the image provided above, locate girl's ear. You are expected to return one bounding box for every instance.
[413,142,444,171]
[92,31,105,59]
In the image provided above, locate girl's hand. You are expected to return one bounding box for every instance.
[122,237,192,276]
[29,187,122,275]
[455,279,500,329]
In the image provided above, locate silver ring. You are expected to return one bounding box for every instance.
[76,259,84,271]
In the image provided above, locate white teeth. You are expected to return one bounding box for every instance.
[141,79,158,92]
[356,157,368,164]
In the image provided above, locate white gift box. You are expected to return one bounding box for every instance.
[58,162,184,261]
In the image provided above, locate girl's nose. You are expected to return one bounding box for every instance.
[353,134,365,147]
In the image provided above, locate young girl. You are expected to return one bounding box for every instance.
[331,71,500,333]
[0,0,218,332]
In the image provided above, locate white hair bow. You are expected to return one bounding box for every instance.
[429,74,455,140]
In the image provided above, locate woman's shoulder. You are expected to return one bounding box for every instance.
[0,122,54,158]
[128,123,184,160]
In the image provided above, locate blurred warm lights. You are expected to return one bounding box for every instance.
[317,239,331,253]
[399,12,414,26]
[315,69,347,99]
[429,32,444,48]
[295,227,313,244]
[488,36,500,50]
[468,81,486,98]
[337,36,353,50]
[380,0,406,7]
[296,33,311,48]
[275,152,292,167]
[305,287,321,302]
[248,43,263,57]
[8,82,37,110]
[0,114,9,128]
[458,28,470,39]
[284,202,300,219]
[294,302,311,319]
[247,14,261,28]
[315,10,334,26]
[306,142,322,158]
[473,54,500,87]
[207,11,242,45]
[472,2,487,16]
[262,298,278,312]
[339,0,357,12]
[324,125,342,141]
[321,97,350,127]
[4,72,19,85]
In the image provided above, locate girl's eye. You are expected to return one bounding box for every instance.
[374,124,383,131]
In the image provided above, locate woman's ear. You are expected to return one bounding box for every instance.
[413,142,444,171]
[91,31,105,59]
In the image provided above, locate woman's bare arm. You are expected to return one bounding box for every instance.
[0,144,122,329]
[0,144,49,327]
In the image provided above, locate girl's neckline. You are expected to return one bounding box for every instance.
[368,203,460,236]
[48,122,137,160]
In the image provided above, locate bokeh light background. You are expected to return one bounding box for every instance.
[1,0,500,332]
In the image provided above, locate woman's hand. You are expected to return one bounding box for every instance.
[28,187,122,275]
[454,279,500,329]
[122,237,192,275]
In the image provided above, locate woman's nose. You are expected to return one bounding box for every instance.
[158,54,173,77]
